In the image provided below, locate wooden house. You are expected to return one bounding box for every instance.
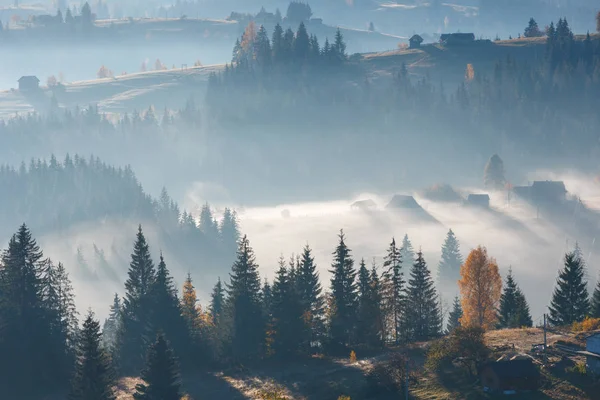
[480,357,540,393]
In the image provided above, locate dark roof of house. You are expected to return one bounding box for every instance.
[482,359,539,379]
[531,181,566,192]
[468,194,490,200]
[440,33,475,40]
[351,199,377,208]
[386,195,421,209]
[18,76,40,83]
[410,34,423,42]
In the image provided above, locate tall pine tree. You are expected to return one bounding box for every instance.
[592,279,600,318]
[102,293,122,350]
[226,235,264,361]
[209,277,225,327]
[296,244,325,352]
[356,259,382,347]
[446,296,463,333]
[328,230,357,351]
[437,229,463,286]
[270,257,303,358]
[133,333,181,400]
[498,268,532,328]
[382,237,404,344]
[549,251,590,326]
[117,225,156,374]
[69,310,115,400]
[0,225,70,396]
[150,253,190,366]
[405,251,441,341]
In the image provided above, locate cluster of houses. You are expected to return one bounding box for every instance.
[350,180,568,213]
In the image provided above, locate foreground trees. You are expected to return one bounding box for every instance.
[69,311,115,400]
[549,251,590,326]
[133,334,181,400]
[458,246,502,329]
[498,269,532,328]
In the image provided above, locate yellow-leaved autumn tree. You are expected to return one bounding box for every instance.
[181,273,212,338]
[458,246,502,330]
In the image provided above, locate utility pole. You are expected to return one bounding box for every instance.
[543,313,547,364]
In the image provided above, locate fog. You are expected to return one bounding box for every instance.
[26,167,598,323]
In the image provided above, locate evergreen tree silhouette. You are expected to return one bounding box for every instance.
[270,257,303,358]
[484,154,505,189]
[446,296,462,333]
[356,259,382,346]
[405,251,441,341]
[437,229,463,285]
[117,225,156,374]
[382,237,404,344]
[150,253,190,366]
[133,333,181,400]
[296,244,325,352]
[102,293,122,350]
[209,277,225,326]
[226,235,264,361]
[69,310,115,400]
[591,279,600,318]
[498,268,532,328]
[328,230,357,351]
[549,251,589,326]
[0,224,69,396]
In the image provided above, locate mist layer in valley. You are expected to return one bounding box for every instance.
[8,167,598,323]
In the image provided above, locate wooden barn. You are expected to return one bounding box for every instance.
[18,76,40,91]
[530,181,567,204]
[480,357,540,393]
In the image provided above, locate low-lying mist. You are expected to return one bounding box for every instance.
[15,167,600,325]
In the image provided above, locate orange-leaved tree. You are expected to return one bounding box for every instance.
[458,246,502,330]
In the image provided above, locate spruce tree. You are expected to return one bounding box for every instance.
[370,262,385,346]
[262,278,273,319]
[382,237,404,344]
[102,293,122,350]
[181,273,200,337]
[446,296,462,333]
[400,234,415,266]
[356,259,382,347]
[270,257,303,358]
[133,334,181,400]
[209,277,225,327]
[117,225,157,374]
[0,225,68,396]
[328,230,357,351]
[294,22,310,61]
[437,229,463,285]
[406,251,441,341]
[591,279,600,318]
[69,310,115,400]
[484,154,506,189]
[219,208,240,263]
[549,251,590,326]
[226,235,264,361]
[296,244,325,352]
[44,260,78,378]
[150,253,190,366]
[498,268,532,328]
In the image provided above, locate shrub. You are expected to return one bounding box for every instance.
[349,350,357,363]
[426,326,490,377]
[257,387,288,399]
[566,361,587,376]
[366,353,412,396]
[46,75,58,87]
[572,317,600,332]
[338,396,351,400]
[97,65,113,79]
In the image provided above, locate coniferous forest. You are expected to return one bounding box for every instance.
[3,217,599,398]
